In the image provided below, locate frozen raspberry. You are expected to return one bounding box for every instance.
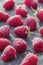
[0,11,9,21]
[1,45,16,62]
[15,5,28,17]
[39,0,43,3]
[0,38,11,51]
[39,26,43,36]
[7,15,23,27]
[13,26,29,38]
[0,25,10,38]
[21,53,38,65]
[3,0,15,10]
[24,0,38,9]
[32,37,43,52]
[13,38,27,53]
[37,9,43,22]
[25,17,37,31]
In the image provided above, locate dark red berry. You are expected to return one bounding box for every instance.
[32,37,43,52]
[13,26,29,38]
[15,5,28,17]
[1,45,16,62]
[25,17,37,31]
[13,38,27,53]
[24,0,31,8]
[24,0,38,9]
[39,26,43,36]
[0,25,10,38]
[31,0,38,9]
[37,9,43,22]
[3,0,15,10]
[21,53,38,65]
[7,15,23,27]
[0,38,11,51]
[0,11,9,21]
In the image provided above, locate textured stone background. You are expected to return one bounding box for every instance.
[0,0,43,65]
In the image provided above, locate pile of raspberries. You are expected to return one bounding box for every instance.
[0,0,43,65]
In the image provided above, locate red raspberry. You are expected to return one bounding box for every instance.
[21,53,38,65]
[39,0,43,3]
[0,38,11,51]
[0,25,10,38]
[24,0,38,9]
[1,45,16,62]
[15,5,28,17]
[24,0,31,8]
[32,37,43,52]
[37,9,43,22]
[13,26,29,38]
[3,0,15,10]
[13,38,27,53]
[39,26,43,36]
[31,0,38,9]
[0,11,9,21]
[25,17,37,31]
[7,15,23,27]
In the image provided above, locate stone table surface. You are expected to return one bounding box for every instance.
[0,0,43,65]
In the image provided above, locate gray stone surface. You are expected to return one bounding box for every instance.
[0,0,43,65]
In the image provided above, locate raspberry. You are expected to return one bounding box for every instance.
[13,26,29,38]
[31,0,38,9]
[32,37,43,52]
[24,0,38,9]
[24,0,31,8]
[21,53,38,65]
[25,17,37,31]
[0,25,10,38]
[0,11,9,21]
[39,26,43,36]
[1,45,16,62]
[0,38,11,51]
[39,0,43,3]
[37,9,43,22]
[13,38,27,53]
[15,5,28,17]
[3,0,15,10]
[7,15,23,27]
